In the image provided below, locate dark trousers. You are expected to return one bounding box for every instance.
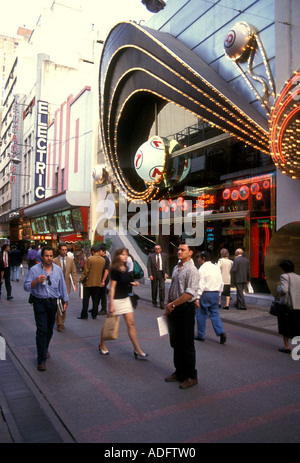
[0,267,12,298]
[81,286,101,318]
[168,302,197,382]
[98,286,107,313]
[33,297,57,363]
[151,271,165,306]
[236,282,246,308]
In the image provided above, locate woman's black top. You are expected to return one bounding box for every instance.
[111,268,131,299]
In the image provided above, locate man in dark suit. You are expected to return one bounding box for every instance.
[147,245,169,309]
[0,244,13,300]
[53,243,78,331]
[231,248,250,310]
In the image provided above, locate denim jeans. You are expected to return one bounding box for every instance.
[10,265,20,281]
[196,291,224,338]
[33,297,57,363]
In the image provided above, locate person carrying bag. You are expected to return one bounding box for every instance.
[274,260,300,354]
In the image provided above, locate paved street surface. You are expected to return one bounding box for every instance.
[1,270,300,445]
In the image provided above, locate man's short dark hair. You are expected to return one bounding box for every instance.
[41,246,53,256]
[179,241,195,254]
[91,245,100,254]
[199,251,211,261]
[279,259,294,273]
[58,243,67,250]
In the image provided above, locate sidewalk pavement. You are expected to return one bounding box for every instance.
[0,274,277,443]
[136,278,277,336]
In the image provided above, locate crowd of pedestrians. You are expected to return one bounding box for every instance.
[1,240,299,390]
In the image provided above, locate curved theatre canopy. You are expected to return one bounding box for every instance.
[99,21,270,201]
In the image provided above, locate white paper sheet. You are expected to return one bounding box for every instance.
[157,316,169,336]
[79,283,84,299]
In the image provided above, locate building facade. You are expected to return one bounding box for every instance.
[98,0,300,292]
[0,2,103,255]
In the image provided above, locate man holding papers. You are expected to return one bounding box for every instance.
[53,243,77,332]
[165,242,199,390]
[24,246,69,371]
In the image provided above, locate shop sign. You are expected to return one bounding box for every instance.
[23,97,35,120]
[34,101,48,201]
[9,101,23,185]
[32,234,55,241]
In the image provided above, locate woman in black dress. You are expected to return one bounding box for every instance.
[99,248,148,359]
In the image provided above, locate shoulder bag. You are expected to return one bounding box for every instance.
[270,275,292,316]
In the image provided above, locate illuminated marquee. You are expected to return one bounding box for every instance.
[34,101,48,201]
[99,21,269,202]
[269,70,300,179]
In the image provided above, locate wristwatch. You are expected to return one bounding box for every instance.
[171,303,176,309]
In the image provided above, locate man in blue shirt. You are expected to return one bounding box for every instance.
[24,246,69,371]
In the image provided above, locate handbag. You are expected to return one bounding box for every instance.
[133,260,144,279]
[269,300,280,316]
[102,314,120,340]
[270,275,293,316]
[129,292,140,309]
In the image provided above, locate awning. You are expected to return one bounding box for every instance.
[22,191,90,218]
[59,233,84,243]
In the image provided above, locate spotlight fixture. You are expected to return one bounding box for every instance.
[141,0,166,13]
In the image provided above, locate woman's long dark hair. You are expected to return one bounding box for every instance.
[110,248,129,271]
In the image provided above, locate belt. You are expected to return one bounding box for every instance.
[33,296,57,302]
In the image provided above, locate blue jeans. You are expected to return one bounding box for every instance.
[10,265,20,280]
[33,297,57,363]
[196,291,224,339]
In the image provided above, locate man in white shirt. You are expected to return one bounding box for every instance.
[195,251,227,344]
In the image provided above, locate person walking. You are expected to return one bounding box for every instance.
[53,243,78,331]
[276,260,300,354]
[98,244,110,315]
[0,244,13,300]
[27,245,38,269]
[147,244,169,309]
[10,245,22,282]
[24,246,69,371]
[77,245,106,320]
[165,242,199,390]
[218,248,233,310]
[99,248,148,358]
[195,251,227,344]
[231,248,250,310]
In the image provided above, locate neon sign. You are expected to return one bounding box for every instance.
[34,101,48,201]
[269,69,300,179]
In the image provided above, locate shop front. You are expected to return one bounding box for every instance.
[29,207,88,247]
[130,172,275,291]
[22,190,90,253]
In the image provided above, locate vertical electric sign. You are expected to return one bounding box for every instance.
[34,100,48,201]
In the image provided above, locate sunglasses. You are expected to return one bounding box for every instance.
[46,275,52,286]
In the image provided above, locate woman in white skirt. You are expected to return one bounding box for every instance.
[99,248,148,359]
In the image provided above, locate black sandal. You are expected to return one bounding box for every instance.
[278,347,291,354]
